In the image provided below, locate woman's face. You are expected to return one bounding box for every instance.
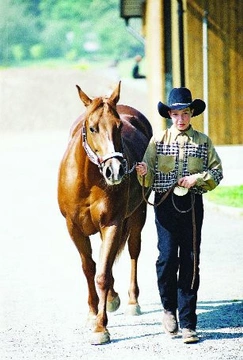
[169,107,193,131]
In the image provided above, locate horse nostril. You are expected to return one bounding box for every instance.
[106,167,112,179]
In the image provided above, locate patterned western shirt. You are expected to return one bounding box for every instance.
[138,124,223,194]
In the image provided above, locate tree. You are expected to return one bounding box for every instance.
[0,0,39,64]
[86,0,144,59]
[0,0,145,65]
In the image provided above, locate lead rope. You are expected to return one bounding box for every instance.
[141,176,197,290]
[191,200,197,290]
[141,176,175,207]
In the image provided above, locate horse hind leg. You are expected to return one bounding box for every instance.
[125,203,147,316]
[106,272,121,312]
[106,221,130,313]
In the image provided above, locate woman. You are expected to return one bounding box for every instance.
[136,87,223,343]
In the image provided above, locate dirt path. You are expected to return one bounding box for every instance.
[0,68,242,359]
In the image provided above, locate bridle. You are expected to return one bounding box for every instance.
[82,125,136,175]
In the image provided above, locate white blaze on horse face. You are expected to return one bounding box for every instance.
[111,157,123,180]
[98,119,124,185]
[101,139,123,185]
[107,136,116,153]
[104,130,124,185]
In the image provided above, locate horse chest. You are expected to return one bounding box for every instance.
[77,191,127,234]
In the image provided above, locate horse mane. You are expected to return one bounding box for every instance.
[84,96,119,118]
[85,97,103,116]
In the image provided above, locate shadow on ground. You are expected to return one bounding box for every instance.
[197,300,242,341]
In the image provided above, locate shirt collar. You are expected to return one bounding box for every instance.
[170,124,194,141]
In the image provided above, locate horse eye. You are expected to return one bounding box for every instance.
[89,127,96,133]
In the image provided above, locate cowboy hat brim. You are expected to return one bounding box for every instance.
[158,99,206,118]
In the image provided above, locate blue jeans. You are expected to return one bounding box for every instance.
[154,191,204,330]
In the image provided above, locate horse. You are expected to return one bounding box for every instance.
[57,82,152,344]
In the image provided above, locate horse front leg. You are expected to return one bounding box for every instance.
[66,219,99,327]
[91,225,122,345]
[125,202,147,316]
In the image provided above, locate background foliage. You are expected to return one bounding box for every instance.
[0,0,145,65]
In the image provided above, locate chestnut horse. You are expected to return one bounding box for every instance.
[57,82,152,344]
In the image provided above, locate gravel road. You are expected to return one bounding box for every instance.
[0,67,242,359]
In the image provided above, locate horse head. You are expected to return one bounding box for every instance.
[76,82,126,186]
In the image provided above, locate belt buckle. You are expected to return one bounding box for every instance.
[173,186,188,196]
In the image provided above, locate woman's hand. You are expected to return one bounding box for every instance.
[136,162,148,176]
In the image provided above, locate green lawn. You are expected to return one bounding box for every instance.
[205,185,243,208]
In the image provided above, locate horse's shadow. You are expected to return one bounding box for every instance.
[109,299,243,343]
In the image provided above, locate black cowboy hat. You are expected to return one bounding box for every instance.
[158,87,206,118]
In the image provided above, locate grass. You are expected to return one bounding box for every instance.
[205,185,243,208]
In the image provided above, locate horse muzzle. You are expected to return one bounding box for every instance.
[98,153,126,185]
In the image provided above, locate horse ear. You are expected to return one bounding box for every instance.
[76,85,92,107]
[109,81,121,105]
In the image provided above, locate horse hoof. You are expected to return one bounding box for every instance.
[125,304,142,316]
[106,295,120,312]
[91,330,110,345]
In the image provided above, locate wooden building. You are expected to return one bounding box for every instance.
[121,0,243,144]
